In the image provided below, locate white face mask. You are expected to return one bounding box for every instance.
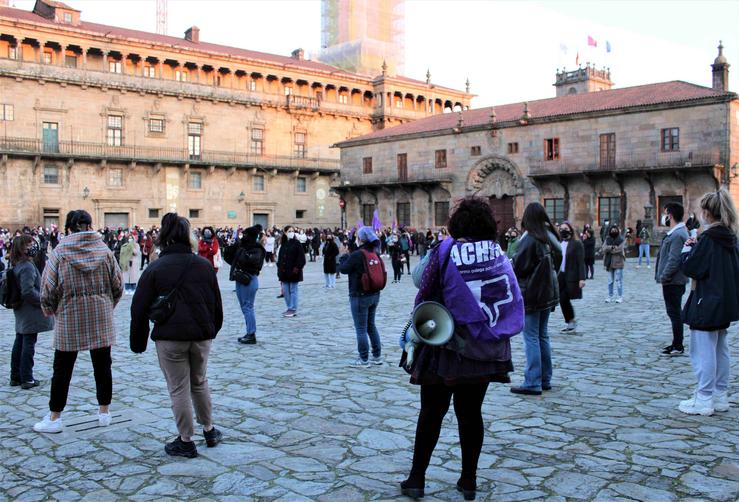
[661,214,671,226]
[287,231,295,240]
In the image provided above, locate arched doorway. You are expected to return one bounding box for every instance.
[488,195,515,234]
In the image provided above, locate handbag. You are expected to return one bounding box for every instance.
[148,255,193,324]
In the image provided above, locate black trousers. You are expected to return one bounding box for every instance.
[392,259,402,281]
[403,251,411,273]
[662,284,686,349]
[50,347,112,413]
[409,383,489,482]
[140,254,150,270]
[558,273,575,323]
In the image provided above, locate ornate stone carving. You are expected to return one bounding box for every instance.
[466,156,524,197]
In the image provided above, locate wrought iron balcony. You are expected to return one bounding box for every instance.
[0,136,340,174]
[335,172,453,190]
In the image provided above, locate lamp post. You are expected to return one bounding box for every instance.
[82,186,90,199]
[237,191,245,203]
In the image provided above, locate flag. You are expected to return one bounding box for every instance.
[371,209,382,232]
[606,40,612,53]
[575,51,580,66]
[587,35,597,47]
[392,218,397,230]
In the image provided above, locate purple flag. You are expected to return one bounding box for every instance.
[372,210,382,232]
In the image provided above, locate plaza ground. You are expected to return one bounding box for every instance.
[0,257,737,501]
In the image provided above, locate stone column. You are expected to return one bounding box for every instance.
[82,49,87,69]
[102,51,109,71]
[158,61,163,79]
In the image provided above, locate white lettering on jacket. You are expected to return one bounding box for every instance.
[449,241,501,267]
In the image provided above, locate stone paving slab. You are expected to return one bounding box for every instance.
[0,257,737,501]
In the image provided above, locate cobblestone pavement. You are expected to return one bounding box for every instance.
[1,256,738,502]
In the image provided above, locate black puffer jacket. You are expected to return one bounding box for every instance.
[277,238,306,282]
[681,224,739,331]
[224,231,266,277]
[130,243,223,353]
[513,232,563,313]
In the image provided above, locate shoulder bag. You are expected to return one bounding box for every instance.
[148,255,193,324]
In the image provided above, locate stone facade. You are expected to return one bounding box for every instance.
[0,0,471,229]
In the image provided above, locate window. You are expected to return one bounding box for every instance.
[296,176,307,193]
[397,202,410,227]
[189,209,200,219]
[64,55,77,68]
[249,79,257,91]
[470,146,481,156]
[544,138,560,160]
[43,51,52,64]
[108,168,123,187]
[507,142,519,154]
[43,165,59,185]
[253,174,265,192]
[363,157,373,174]
[106,115,123,146]
[8,46,17,60]
[658,196,683,225]
[189,171,202,190]
[149,118,164,133]
[175,70,188,82]
[362,204,375,226]
[215,75,222,87]
[435,149,447,169]
[63,12,73,23]
[434,201,450,226]
[250,128,264,155]
[296,210,306,219]
[339,94,348,104]
[144,65,156,78]
[0,104,13,121]
[544,198,565,223]
[294,132,306,158]
[661,128,679,152]
[109,61,122,73]
[43,208,60,229]
[598,196,621,227]
[148,208,160,219]
[599,133,616,168]
[284,87,292,96]
[188,122,202,160]
[397,153,408,181]
[395,98,403,108]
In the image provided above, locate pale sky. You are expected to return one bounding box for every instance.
[12,0,739,106]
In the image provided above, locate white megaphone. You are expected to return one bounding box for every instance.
[403,301,455,369]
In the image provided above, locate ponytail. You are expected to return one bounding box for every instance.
[700,188,738,234]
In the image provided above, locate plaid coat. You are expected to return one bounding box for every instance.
[41,231,123,351]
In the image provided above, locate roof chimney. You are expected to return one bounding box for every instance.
[185,26,200,43]
[291,48,304,61]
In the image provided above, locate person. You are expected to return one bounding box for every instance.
[505,227,520,260]
[655,202,689,355]
[198,226,220,272]
[557,222,586,333]
[399,230,412,274]
[400,197,523,500]
[600,219,610,244]
[602,225,626,303]
[685,212,700,238]
[34,210,123,433]
[322,233,339,288]
[511,203,562,396]
[140,232,153,270]
[277,225,306,318]
[678,189,739,415]
[130,213,224,457]
[264,231,276,267]
[582,228,596,279]
[119,235,141,294]
[9,235,54,390]
[388,231,403,283]
[338,227,385,367]
[637,225,651,269]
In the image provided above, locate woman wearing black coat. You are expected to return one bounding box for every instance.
[130,213,224,458]
[557,222,586,333]
[322,233,339,288]
[277,225,306,317]
[582,228,596,279]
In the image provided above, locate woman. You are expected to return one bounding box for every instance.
[602,225,626,303]
[264,231,276,267]
[637,225,651,269]
[582,228,596,279]
[387,231,403,283]
[34,210,123,433]
[9,235,54,390]
[511,202,562,396]
[119,235,141,294]
[198,226,220,272]
[225,225,266,345]
[506,227,520,260]
[322,233,339,288]
[557,222,586,333]
[277,225,306,318]
[130,213,224,457]
[401,197,524,500]
[678,190,739,416]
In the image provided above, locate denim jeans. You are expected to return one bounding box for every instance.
[11,333,38,383]
[349,293,382,360]
[235,276,259,335]
[637,244,650,265]
[282,282,299,311]
[324,273,336,287]
[607,268,624,298]
[522,309,552,390]
[689,329,730,397]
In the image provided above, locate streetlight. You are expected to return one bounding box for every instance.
[237,191,245,202]
[82,186,90,199]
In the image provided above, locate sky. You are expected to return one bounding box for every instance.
[11,0,739,107]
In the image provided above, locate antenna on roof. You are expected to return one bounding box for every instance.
[156,0,168,35]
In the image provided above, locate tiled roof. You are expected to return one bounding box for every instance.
[385,75,468,96]
[339,80,736,145]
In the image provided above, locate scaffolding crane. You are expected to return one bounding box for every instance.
[156,0,168,35]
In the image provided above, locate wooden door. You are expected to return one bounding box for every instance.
[489,196,515,233]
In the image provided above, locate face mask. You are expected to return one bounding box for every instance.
[204,230,212,239]
[26,242,39,258]
[560,230,571,240]
[661,214,671,226]
[610,231,619,237]
[128,238,134,243]
[287,231,295,240]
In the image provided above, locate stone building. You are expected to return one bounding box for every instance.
[335,44,738,238]
[0,0,470,229]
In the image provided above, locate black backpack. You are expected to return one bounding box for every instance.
[0,268,22,310]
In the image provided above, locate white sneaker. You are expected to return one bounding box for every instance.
[713,391,730,412]
[636,265,641,269]
[33,413,63,433]
[678,393,714,416]
[98,412,112,426]
[615,297,623,304]
[604,297,613,303]
[647,265,651,269]
[370,355,384,366]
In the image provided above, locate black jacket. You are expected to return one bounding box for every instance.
[582,234,596,262]
[277,238,306,282]
[224,240,266,276]
[559,239,586,299]
[130,243,223,353]
[323,240,339,274]
[681,224,739,331]
[513,232,562,313]
[339,242,381,297]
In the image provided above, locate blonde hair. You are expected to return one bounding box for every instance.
[700,188,738,234]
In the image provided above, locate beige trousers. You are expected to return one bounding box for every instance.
[155,339,213,442]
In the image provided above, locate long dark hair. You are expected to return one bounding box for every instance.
[9,235,33,266]
[64,210,93,235]
[521,202,560,242]
[448,196,498,241]
[156,212,191,249]
[281,225,293,246]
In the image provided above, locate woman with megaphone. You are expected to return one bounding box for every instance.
[399,197,524,501]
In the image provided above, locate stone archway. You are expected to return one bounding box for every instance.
[466,156,525,234]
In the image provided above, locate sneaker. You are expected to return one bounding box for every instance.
[9,378,20,387]
[349,357,370,368]
[165,437,198,458]
[21,379,41,390]
[98,412,112,427]
[604,297,613,303]
[713,391,730,412]
[647,265,651,269]
[661,345,685,356]
[615,297,623,304]
[282,310,297,318]
[678,393,714,416]
[238,333,257,344]
[560,321,576,333]
[370,355,384,366]
[33,413,63,434]
[636,265,641,269]
[203,426,223,447]
[510,386,542,396]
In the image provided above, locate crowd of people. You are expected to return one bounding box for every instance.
[1,188,737,500]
